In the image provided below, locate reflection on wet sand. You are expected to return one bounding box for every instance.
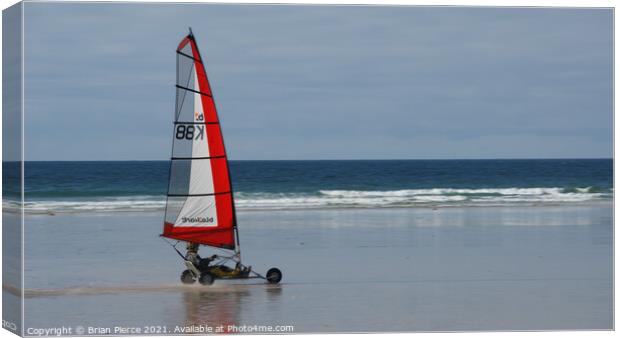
[181,283,282,332]
[265,284,283,300]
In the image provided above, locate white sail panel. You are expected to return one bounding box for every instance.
[167,54,215,226]
[188,160,214,195]
[175,196,218,227]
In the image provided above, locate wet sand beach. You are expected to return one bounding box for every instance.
[15,204,613,333]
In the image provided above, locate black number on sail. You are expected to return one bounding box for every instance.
[175,125,204,140]
[175,125,186,139]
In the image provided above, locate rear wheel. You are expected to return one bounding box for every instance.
[199,273,214,285]
[181,270,196,284]
[266,268,282,284]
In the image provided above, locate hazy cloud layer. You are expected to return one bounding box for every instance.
[23,4,612,160]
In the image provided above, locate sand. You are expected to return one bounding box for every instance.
[8,203,613,333]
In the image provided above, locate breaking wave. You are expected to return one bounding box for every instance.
[235,187,611,210]
[4,196,166,214]
[6,187,612,214]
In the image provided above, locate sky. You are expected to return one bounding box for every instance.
[21,3,613,160]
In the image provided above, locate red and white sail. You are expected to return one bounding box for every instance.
[162,32,236,250]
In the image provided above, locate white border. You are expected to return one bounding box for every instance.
[0,2,615,338]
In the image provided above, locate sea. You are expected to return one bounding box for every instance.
[3,159,613,213]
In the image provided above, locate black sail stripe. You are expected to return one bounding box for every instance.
[176,84,212,97]
[177,50,202,63]
[173,121,219,125]
[171,156,226,160]
[167,191,232,197]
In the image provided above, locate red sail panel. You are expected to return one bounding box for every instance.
[162,33,236,249]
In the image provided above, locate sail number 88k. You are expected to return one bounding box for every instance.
[176,125,205,140]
